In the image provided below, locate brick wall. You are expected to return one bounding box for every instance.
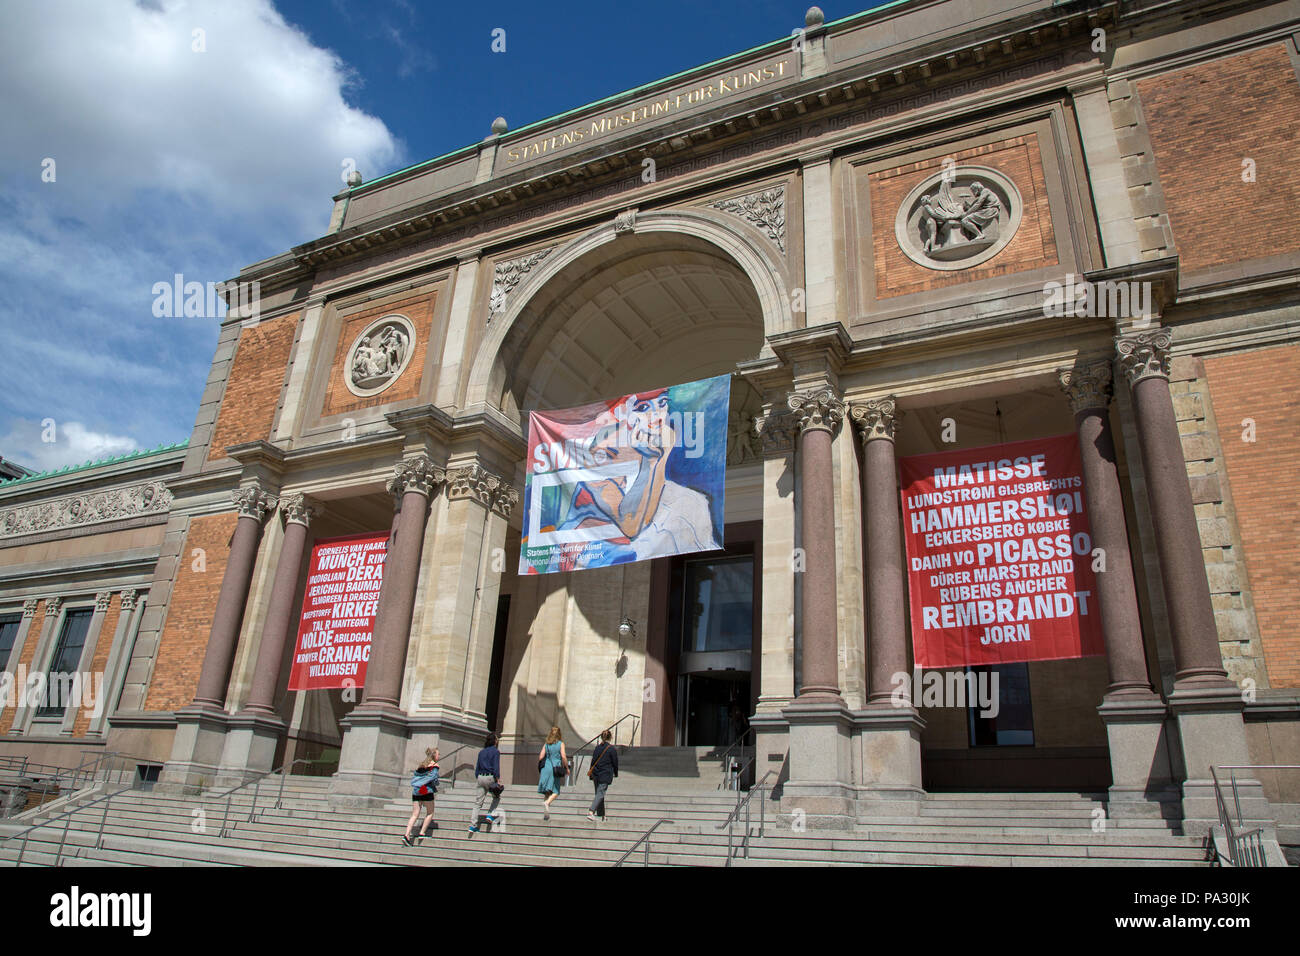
[207,312,299,461]
[0,600,44,734]
[1204,344,1300,688]
[321,292,438,417]
[1169,355,1266,686]
[72,593,120,736]
[144,513,238,711]
[1138,43,1300,273]
[869,133,1058,299]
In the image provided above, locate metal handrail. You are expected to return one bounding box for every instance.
[208,758,326,837]
[1209,765,1299,867]
[716,768,775,866]
[432,744,475,786]
[613,818,674,867]
[570,714,641,781]
[2,753,142,866]
[716,727,755,790]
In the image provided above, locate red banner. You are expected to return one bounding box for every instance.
[898,434,1105,668]
[287,531,388,691]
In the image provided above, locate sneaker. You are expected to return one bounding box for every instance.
[468,824,479,835]
[484,814,497,824]
[586,812,597,822]
[543,808,550,821]
[402,835,413,847]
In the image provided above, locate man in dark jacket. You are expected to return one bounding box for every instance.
[587,729,619,822]
[469,733,502,835]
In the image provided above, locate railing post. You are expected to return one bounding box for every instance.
[221,795,233,838]
[277,765,290,809]
[250,777,261,822]
[1230,769,1244,827]
[55,811,73,867]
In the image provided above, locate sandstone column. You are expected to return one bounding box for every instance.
[1116,329,1265,837]
[849,396,924,803]
[1059,360,1172,810]
[192,482,277,709]
[163,481,275,788]
[331,454,442,804]
[243,494,318,715]
[780,385,855,821]
[362,455,442,710]
[788,386,844,701]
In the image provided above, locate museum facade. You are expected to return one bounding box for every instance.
[1,0,1298,832]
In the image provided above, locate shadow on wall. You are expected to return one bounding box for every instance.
[497,688,585,786]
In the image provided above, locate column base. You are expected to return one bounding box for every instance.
[1167,685,1273,839]
[406,709,491,786]
[158,704,230,793]
[749,704,790,788]
[779,697,855,828]
[328,705,410,808]
[852,705,926,815]
[1098,692,1177,812]
[215,711,287,787]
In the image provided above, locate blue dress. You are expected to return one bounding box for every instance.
[537,741,565,794]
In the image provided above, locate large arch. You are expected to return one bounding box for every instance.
[465,208,795,413]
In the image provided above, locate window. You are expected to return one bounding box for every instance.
[0,615,20,673]
[681,556,753,653]
[36,608,93,719]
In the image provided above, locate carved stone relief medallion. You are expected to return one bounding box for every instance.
[345,314,417,398]
[894,165,1023,271]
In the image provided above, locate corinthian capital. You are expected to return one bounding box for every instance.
[1115,328,1173,387]
[787,387,845,436]
[279,493,321,528]
[446,464,518,517]
[1057,361,1113,414]
[387,455,445,499]
[849,397,899,443]
[232,483,278,521]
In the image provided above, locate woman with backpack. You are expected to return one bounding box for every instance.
[586,729,619,823]
[404,747,440,846]
[536,726,568,820]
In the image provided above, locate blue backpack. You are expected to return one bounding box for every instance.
[411,766,439,796]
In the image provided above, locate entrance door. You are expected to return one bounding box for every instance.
[683,674,751,747]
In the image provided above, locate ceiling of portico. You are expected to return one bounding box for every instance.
[496,233,766,415]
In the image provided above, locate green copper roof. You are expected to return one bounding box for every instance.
[352,0,911,195]
[0,440,189,489]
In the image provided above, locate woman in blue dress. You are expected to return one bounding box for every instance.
[537,725,568,820]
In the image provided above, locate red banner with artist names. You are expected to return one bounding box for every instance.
[287,531,388,691]
[898,434,1105,668]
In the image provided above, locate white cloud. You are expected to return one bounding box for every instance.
[0,421,142,474]
[0,0,404,470]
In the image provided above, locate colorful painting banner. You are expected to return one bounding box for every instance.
[287,531,388,690]
[898,434,1106,668]
[520,374,730,574]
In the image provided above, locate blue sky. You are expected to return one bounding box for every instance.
[0,0,887,474]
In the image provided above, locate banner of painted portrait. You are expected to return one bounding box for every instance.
[898,435,1105,668]
[520,374,730,574]
[287,532,389,691]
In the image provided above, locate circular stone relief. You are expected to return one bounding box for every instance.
[344,314,416,397]
[894,165,1023,271]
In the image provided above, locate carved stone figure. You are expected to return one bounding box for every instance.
[896,166,1021,271]
[346,315,415,396]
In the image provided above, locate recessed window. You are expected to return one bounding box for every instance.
[0,615,20,673]
[36,608,93,719]
[967,663,1034,747]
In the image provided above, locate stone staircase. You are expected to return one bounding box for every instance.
[0,774,1213,867]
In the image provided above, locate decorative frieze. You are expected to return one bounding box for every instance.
[849,397,900,443]
[279,493,321,528]
[755,410,797,456]
[446,464,518,518]
[488,247,555,321]
[387,455,445,499]
[0,479,172,540]
[1058,361,1114,414]
[1116,328,1173,387]
[710,185,786,252]
[788,387,845,436]
[727,409,762,465]
[231,483,278,521]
